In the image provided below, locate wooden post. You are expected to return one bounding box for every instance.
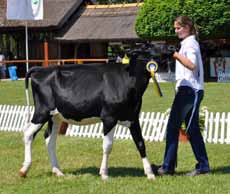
[43,41,49,67]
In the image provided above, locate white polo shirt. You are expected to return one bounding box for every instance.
[175,35,204,91]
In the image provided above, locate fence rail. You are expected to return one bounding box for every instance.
[0,104,230,144]
[1,58,108,64]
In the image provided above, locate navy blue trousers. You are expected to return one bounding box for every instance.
[162,86,210,173]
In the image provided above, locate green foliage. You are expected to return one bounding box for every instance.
[136,0,180,39]
[136,0,230,39]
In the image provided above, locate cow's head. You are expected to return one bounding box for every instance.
[125,44,167,97]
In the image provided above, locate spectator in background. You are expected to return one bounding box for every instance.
[0,51,6,79]
[116,54,122,63]
[214,57,226,78]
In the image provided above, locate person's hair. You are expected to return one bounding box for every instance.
[174,15,198,37]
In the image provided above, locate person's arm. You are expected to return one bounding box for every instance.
[173,52,196,71]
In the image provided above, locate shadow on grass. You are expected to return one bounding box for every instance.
[40,165,230,178]
[67,166,146,178]
[175,166,230,176]
[210,166,230,174]
[32,165,155,178]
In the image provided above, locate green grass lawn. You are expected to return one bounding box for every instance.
[0,80,230,194]
[142,82,230,112]
[0,132,229,194]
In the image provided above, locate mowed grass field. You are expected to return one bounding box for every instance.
[1,80,230,112]
[0,80,230,194]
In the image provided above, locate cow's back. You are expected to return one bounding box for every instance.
[52,63,133,120]
[29,63,137,121]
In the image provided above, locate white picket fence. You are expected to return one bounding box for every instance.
[203,111,230,144]
[66,112,168,142]
[0,104,230,144]
[0,105,33,132]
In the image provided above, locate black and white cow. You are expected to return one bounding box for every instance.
[19,47,162,180]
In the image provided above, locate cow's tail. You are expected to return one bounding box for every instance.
[25,67,36,123]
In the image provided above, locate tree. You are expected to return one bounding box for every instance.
[136,0,230,40]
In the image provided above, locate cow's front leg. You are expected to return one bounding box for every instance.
[19,123,43,177]
[130,120,155,180]
[45,116,64,176]
[100,127,115,180]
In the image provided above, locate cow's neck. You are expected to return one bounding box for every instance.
[129,58,150,97]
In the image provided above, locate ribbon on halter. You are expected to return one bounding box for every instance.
[146,60,163,97]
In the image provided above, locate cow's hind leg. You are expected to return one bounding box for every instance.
[99,127,115,180]
[130,120,155,180]
[45,115,64,176]
[19,122,43,177]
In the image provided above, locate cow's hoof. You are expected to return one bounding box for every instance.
[147,173,156,180]
[19,170,26,178]
[52,167,64,177]
[144,166,156,180]
[101,174,109,181]
[99,168,108,181]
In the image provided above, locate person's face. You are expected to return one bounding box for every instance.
[174,21,190,40]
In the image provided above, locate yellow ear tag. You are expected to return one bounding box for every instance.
[122,54,130,64]
[146,60,163,97]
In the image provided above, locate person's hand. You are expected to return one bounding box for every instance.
[172,51,179,59]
